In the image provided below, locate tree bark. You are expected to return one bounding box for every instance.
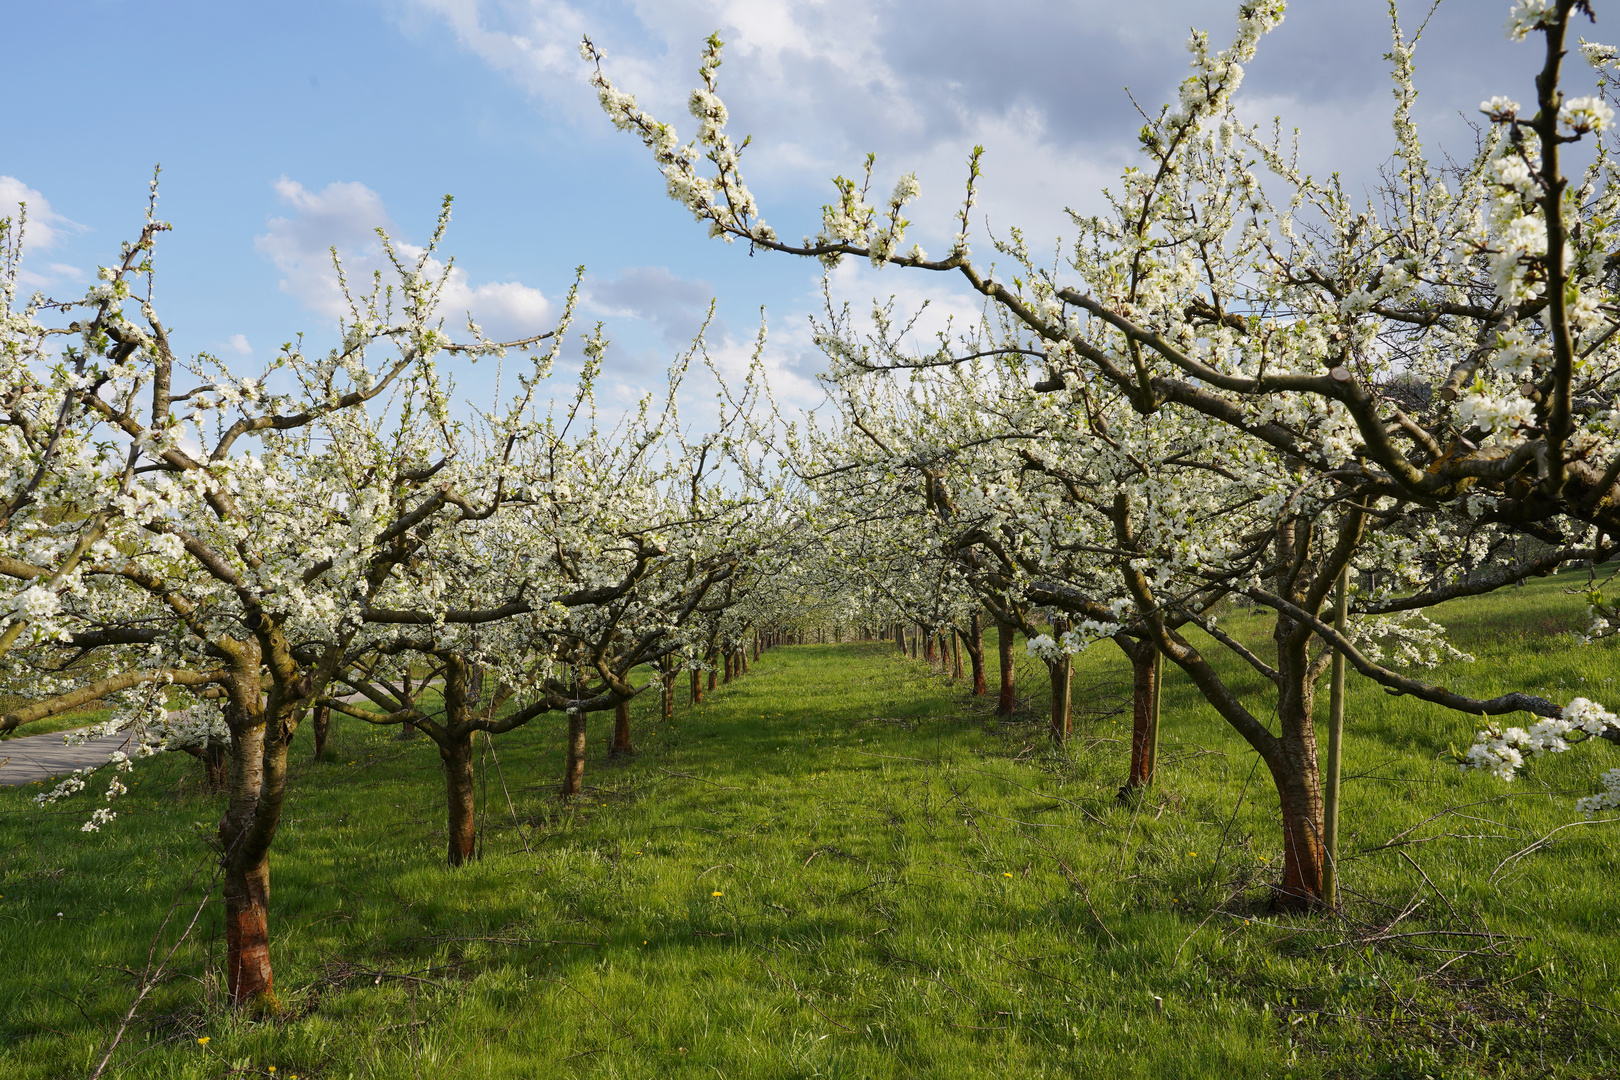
[995,616,1016,716]
[311,705,330,761]
[441,730,477,866]
[1271,674,1325,908]
[661,662,675,722]
[951,631,963,680]
[562,710,587,797]
[1048,655,1072,743]
[1121,641,1159,795]
[217,651,281,1008]
[610,699,633,756]
[222,855,272,1006]
[690,668,702,705]
[739,647,748,675]
[964,612,986,696]
[199,737,231,792]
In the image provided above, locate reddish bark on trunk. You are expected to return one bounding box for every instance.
[1270,687,1326,908]
[223,857,272,1006]
[1119,644,1159,795]
[690,668,702,705]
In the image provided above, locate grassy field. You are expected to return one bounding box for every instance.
[1,571,1617,1079]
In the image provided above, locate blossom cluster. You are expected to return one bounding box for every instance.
[1461,697,1618,813]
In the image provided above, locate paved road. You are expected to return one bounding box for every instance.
[0,688,412,790]
[0,727,142,789]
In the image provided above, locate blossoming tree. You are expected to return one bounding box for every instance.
[0,189,590,1002]
[586,0,1620,905]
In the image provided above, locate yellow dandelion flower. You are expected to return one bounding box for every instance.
[197,1036,210,1045]
[711,891,724,897]
[1003,872,1013,878]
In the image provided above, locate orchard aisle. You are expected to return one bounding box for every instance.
[1,639,1615,1080]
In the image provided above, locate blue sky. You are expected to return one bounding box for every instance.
[3,0,1572,418]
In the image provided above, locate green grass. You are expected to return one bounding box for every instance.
[1,573,1617,1078]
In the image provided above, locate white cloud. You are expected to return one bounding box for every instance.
[1,178,87,291]
[227,333,253,357]
[0,176,83,252]
[254,177,552,339]
[392,0,1563,423]
[397,0,1546,248]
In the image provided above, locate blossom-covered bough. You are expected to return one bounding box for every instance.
[588,0,1620,907]
[0,181,600,1003]
[320,329,787,861]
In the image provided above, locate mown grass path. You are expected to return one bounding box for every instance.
[1,621,1617,1078]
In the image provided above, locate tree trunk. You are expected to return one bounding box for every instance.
[204,737,230,792]
[896,624,906,654]
[995,617,1016,716]
[690,668,703,706]
[217,657,281,1008]
[441,730,477,866]
[611,699,633,756]
[1271,689,1325,909]
[964,612,986,695]
[951,632,963,680]
[707,651,718,692]
[222,855,272,1006]
[562,710,587,797]
[1121,642,1159,795]
[740,647,748,675]
[661,664,675,723]
[923,628,935,664]
[1272,755,1325,909]
[311,705,330,761]
[1048,655,1072,743]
